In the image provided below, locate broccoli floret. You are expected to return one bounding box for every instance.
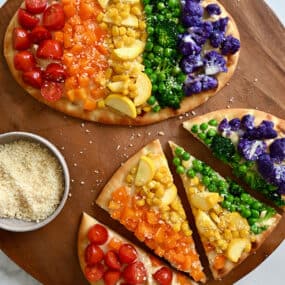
[210,135,235,163]
[155,20,179,48]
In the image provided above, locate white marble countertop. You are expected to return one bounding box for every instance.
[0,0,284,284]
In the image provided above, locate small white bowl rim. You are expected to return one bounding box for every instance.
[0,131,70,232]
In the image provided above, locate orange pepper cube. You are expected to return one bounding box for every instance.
[83,98,97,111]
[74,88,88,100]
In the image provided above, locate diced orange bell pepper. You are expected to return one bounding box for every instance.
[79,2,95,20]
[83,98,97,111]
[63,4,76,18]
[108,237,123,252]
[54,31,64,43]
[213,254,226,270]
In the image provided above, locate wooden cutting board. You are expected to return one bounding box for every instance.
[0,1,284,284]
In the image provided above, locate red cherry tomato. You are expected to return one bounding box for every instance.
[122,261,147,285]
[84,243,104,266]
[30,26,51,44]
[85,263,104,282]
[43,4,65,31]
[153,267,173,285]
[22,68,43,89]
[104,250,121,270]
[103,270,121,285]
[41,81,64,102]
[119,244,138,264]
[25,0,47,14]
[14,51,36,71]
[36,40,63,59]
[43,63,66,83]
[87,224,108,245]
[13,27,31,50]
[18,8,39,30]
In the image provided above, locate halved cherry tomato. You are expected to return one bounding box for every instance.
[87,224,108,245]
[119,244,137,264]
[18,8,39,30]
[22,68,42,89]
[14,51,36,71]
[84,243,104,266]
[30,26,51,44]
[43,4,65,31]
[85,263,104,282]
[43,63,66,83]
[104,250,121,270]
[122,261,147,285]
[36,40,63,59]
[103,270,121,285]
[153,267,173,285]
[41,81,64,101]
[13,27,31,50]
[25,0,47,14]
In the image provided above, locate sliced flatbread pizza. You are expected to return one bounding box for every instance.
[169,141,281,279]
[78,212,197,285]
[96,139,206,282]
[183,109,285,208]
[4,0,240,125]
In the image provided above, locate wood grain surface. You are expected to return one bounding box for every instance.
[0,1,284,285]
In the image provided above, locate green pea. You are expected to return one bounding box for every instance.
[198,133,206,140]
[251,225,262,235]
[153,46,163,55]
[248,218,258,226]
[144,68,152,76]
[145,42,153,51]
[208,184,217,192]
[177,73,186,83]
[157,72,166,81]
[186,169,196,178]
[207,129,216,137]
[158,82,166,93]
[173,157,181,167]
[238,164,248,173]
[168,0,179,8]
[202,176,211,186]
[157,2,165,10]
[157,14,164,21]
[146,26,154,34]
[152,105,161,112]
[221,200,231,210]
[182,152,190,161]
[208,119,218,126]
[147,96,156,105]
[218,180,227,190]
[149,73,157,83]
[173,7,180,17]
[175,147,184,156]
[192,160,203,172]
[143,0,150,4]
[176,165,185,174]
[163,48,173,57]
[204,138,212,145]
[226,194,234,203]
[144,5,152,15]
[252,201,262,210]
[241,193,251,203]
[191,125,199,134]
[241,206,251,218]
[172,66,181,75]
[229,204,237,212]
[250,209,260,219]
[200,123,208,131]
[152,85,158,92]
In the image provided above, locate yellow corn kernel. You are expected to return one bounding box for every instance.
[178,209,186,219]
[97,12,104,22]
[155,187,164,198]
[184,229,193,236]
[99,22,108,30]
[126,174,133,184]
[136,107,142,115]
[239,229,249,238]
[198,184,205,192]
[108,201,120,210]
[130,167,137,175]
[160,176,171,185]
[224,229,232,241]
[172,222,181,232]
[146,198,152,206]
[127,28,136,37]
[190,177,199,186]
[160,205,170,212]
[170,198,180,211]
[181,221,189,232]
[232,230,240,238]
[119,26,127,36]
[141,33,147,41]
[121,10,130,19]
[142,106,151,112]
[124,37,135,46]
[112,75,129,81]
[153,198,161,206]
[111,26,120,36]
[136,199,145,207]
[170,211,180,223]
[161,212,169,221]
[131,6,141,16]
[147,180,156,189]
[213,204,223,215]
[210,212,220,224]
[97,99,105,108]
[188,187,197,195]
[147,192,155,199]
[114,40,124,48]
[138,21,146,30]
[250,235,256,242]
[217,239,228,251]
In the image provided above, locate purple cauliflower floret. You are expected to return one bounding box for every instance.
[183,2,204,17]
[272,165,285,185]
[243,120,277,140]
[257,154,275,181]
[180,54,203,73]
[206,3,221,16]
[270,138,285,162]
[179,34,202,55]
[203,50,227,75]
[218,118,231,136]
[229,118,241,131]
[238,139,266,161]
[209,17,229,48]
[277,184,285,195]
[187,21,213,45]
[221,35,241,55]
[241,114,255,130]
[182,15,202,27]
[183,74,217,95]
[260,120,274,129]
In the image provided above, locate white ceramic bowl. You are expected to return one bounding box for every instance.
[0,132,70,232]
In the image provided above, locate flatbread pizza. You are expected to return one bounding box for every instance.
[4,0,240,125]
[183,109,285,208]
[78,212,197,284]
[169,141,281,279]
[96,139,206,283]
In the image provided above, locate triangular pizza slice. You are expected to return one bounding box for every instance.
[183,109,285,209]
[96,139,206,283]
[78,212,197,285]
[169,141,281,279]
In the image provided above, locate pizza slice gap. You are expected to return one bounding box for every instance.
[78,212,197,285]
[182,109,285,209]
[96,139,206,283]
[169,141,281,280]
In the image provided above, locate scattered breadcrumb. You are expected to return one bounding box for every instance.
[94,170,99,174]
[226,82,230,86]
[191,111,196,116]
[129,143,133,147]
[179,115,183,120]
[227,105,231,108]
[89,140,93,144]
[80,181,85,185]
[158,131,165,136]
[71,179,75,183]
[254,78,258,82]
[73,163,77,167]
[81,123,85,128]
[116,145,121,151]
[148,132,151,136]
[79,151,83,154]
[137,133,141,137]
[85,129,91,133]
[68,193,72,198]
[61,146,65,150]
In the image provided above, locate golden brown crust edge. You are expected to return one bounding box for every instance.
[4,0,240,126]
[96,139,163,209]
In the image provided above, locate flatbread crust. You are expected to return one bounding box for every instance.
[169,141,281,280]
[183,108,285,208]
[4,0,240,125]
